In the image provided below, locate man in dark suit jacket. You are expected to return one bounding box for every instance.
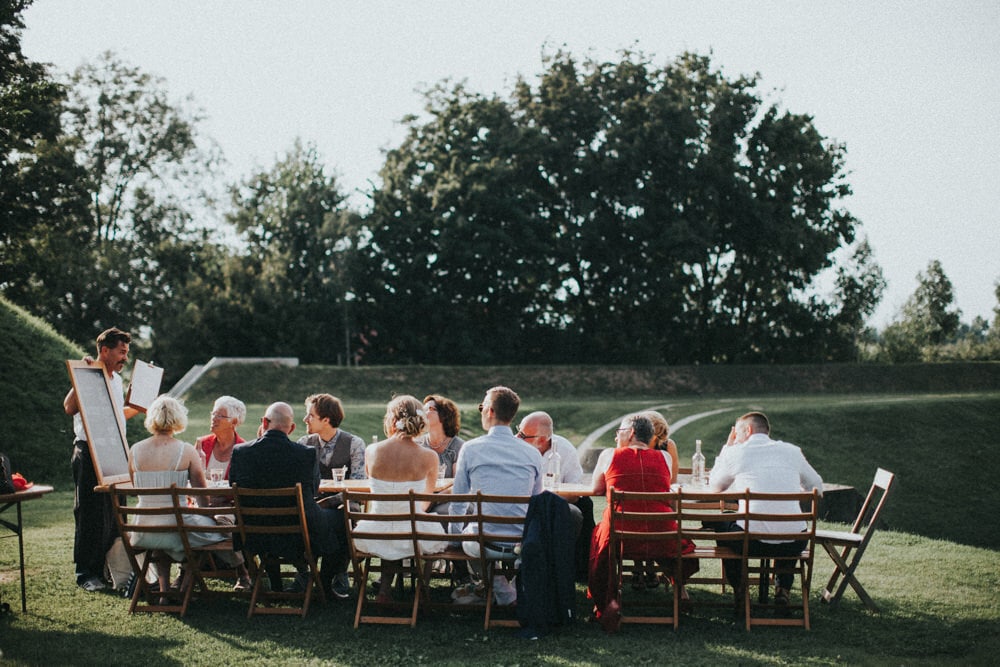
[230,401,349,597]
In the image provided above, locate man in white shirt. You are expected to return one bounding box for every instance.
[708,411,823,605]
[516,411,589,581]
[63,327,139,592]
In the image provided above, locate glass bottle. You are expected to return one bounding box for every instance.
[543,450,561,491]
[692,439,706,488]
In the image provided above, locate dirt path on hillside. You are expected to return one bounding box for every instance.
[577,405,739,460]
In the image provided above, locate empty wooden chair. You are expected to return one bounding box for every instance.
[675,489,750,617]
[232,483,325,618]
[817,468,896,612]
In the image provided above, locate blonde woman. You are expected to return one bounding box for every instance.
[128,396,224,595]
[352,395,448,602]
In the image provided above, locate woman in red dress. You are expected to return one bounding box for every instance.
[588,414,697,627]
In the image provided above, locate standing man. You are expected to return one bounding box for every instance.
[450,386,542,604]
[708,411,824,605]
[63,327,138,592]
[298,393,366,481]
[516,411,591,580]
[230,402,351,599]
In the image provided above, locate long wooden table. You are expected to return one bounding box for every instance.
[319,478,454,494]
[0,484,55,612]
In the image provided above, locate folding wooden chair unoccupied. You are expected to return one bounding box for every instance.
[817,468,895,612]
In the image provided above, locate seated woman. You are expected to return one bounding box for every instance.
[588,413,697,629]
[632,410,681,590]
[128,395,227,595]
[194,395,251,590]
[195,395,246,482]
[352,395,448,602]
[418,394,465,478]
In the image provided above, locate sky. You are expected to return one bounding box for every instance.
[21,1,1000,328]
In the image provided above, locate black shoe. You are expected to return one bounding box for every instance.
[331,572,351,599]
[286,572,310,594]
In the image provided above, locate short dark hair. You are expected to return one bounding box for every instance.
[623,414,654,445]
[423,394,461,437]
[739,411,771,435]
[96,327,130,351]
[306,393,345,427]
[486,386,520,424]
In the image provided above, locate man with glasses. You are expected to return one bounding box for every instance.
[450,386,542,605]
[517,411,591,580]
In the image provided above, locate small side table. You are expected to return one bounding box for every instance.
[0,484,55,612]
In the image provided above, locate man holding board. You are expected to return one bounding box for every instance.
[63,327,139,592]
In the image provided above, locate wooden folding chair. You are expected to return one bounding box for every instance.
[173,486,244,602]
[409,491,483,605]
[607,488,683,630]
[674,489,750,618]
[817,467,895,612]
[232,483,326,618]
[342,489,425,628]
[474,493,531,629]
[109,484,190,615]
[742,490,818,630]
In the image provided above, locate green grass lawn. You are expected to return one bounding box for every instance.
[3,331,999,666]
[2,491,999,666]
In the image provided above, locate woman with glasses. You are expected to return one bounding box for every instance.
[587,414,696,630]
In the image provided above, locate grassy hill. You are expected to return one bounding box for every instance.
[185,360,1000,403]
[0,297,85,483]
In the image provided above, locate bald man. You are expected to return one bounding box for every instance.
[516,410,591,582]
[230,402,350,598]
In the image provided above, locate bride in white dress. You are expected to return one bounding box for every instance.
[353,395,447,601]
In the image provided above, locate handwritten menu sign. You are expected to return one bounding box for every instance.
[66,360,131,487]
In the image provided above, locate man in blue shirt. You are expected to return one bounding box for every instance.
[450,386,542,604]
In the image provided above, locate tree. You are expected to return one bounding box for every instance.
[355,84,558,363]
[359,50,871,364]
[880,259,961,362]
[0,0,92,329]
[826,238,887,360]
[67,53,219,335]
[222,140,358,363]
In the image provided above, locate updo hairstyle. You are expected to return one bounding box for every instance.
[383,394,427,438]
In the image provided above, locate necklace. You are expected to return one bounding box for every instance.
[427,434,452,452]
